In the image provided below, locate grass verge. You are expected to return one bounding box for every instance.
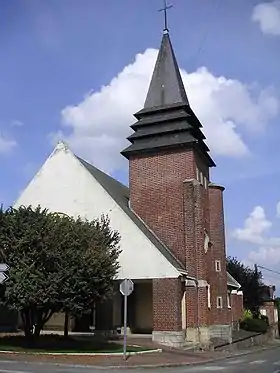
[0,334,148,354]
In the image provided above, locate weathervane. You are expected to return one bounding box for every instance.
[159,0,173,33]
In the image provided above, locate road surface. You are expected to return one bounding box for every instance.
[0,347,279,372]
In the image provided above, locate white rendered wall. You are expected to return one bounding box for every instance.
[15,143,180,280]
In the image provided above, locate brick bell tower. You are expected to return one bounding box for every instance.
[121,27,231,346]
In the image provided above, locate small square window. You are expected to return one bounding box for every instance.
[217,296,223,309]
[215,260,221,272]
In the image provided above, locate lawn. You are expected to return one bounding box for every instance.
[0,334,147,354]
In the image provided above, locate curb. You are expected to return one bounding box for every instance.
[0,343,279,369]
[0,348,162,357]
[114,343,280,370]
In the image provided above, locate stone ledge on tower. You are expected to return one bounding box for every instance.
[208,182,225,192]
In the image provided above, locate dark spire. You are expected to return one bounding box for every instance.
[121,26,215,167]
[144,32,189,110]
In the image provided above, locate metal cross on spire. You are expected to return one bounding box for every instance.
[159,0,173,33]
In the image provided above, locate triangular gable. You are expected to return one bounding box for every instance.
[14,142,183,280]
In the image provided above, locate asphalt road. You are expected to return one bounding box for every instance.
[0,347,280,373]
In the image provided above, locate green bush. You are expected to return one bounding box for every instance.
[240,317,269,333]
[242,309,253,320]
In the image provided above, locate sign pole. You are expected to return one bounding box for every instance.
[119,278,134,362]
[123,293,128,361]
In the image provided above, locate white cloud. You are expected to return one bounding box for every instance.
[248,246,280,265]
[56,48,278,174]
[0,134,17,154]
[252,0,280,36]
[233,206,272,244]
[234,204,280,271]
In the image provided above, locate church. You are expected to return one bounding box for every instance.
[14,26,243,347]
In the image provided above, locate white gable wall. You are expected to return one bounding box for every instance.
[14,143,180,280]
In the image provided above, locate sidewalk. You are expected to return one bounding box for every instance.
[0,335,279,368]
[2,346,279,368]
[0,350,229,367]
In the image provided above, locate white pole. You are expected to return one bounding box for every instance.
[123,293,128,360]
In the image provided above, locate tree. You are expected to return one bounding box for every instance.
[226,256,264,315]
[0,205,120,340]
[55,214,121,337]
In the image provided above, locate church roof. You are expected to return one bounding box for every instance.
[76,156,186,273]
[143,32,189,109]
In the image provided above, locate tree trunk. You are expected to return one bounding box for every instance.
[34,323,42,337]
[64,312,69,338]
[21,309,35,346]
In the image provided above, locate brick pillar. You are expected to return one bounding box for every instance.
[152,278,184,347]
[231,291,243,325]
[184,179,209,343]
[262,301,276,325]
[208,183,231,341]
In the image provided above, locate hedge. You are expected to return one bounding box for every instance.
[240,317,269,333]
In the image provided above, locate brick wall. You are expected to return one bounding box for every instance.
[129,149,195,265]
[231,292,243,323]
[153,278,183,331]
[208,184,231,325]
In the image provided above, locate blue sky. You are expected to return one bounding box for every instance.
[1,0,280,286]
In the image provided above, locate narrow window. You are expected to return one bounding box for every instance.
[274,308,278,323]
[215,260,221,272]
[204,229,210,253]
[217,296,223,309]
[207,285,211,309]
[204,176,208,189]
[200,171,203,185]
[227,292,231,309]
